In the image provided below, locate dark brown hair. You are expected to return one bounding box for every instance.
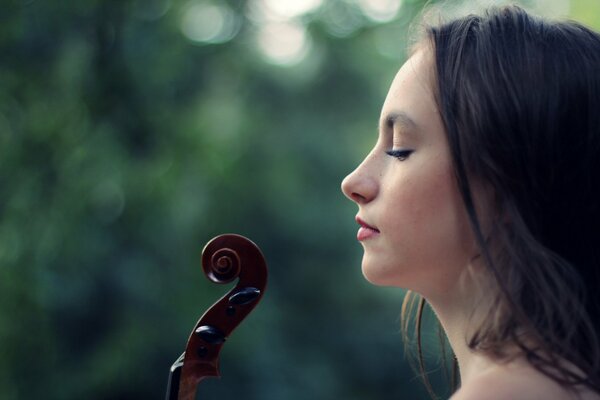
[403,5,600,397]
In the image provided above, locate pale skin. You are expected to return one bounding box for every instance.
[341,48,599,399]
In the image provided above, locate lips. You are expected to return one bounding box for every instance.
[356,216,380,241]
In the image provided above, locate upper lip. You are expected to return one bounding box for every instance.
[356,216,380,232]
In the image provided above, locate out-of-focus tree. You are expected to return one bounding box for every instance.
[0,0,596,399]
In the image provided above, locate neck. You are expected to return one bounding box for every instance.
[423,266,496,385]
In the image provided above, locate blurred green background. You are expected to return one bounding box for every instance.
[2,0,599,399]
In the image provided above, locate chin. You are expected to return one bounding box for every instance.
[361,258,407,288]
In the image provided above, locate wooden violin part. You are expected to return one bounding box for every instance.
[166,234,268,400]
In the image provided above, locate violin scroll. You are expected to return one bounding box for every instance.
[166,234,268,400]
[205,247,240,283]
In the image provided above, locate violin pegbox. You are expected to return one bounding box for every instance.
[166,234,268,400]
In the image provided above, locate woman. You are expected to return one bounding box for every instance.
[341,5,600,399]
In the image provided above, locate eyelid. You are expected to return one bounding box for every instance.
[385,149,414,160]
[392,129,411,147]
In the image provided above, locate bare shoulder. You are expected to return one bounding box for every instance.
[450,363,600,400]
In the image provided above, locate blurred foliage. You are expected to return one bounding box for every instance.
[1,0,598,399]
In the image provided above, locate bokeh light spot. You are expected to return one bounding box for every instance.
[257,21,311,66]
[321,2,364,38]
[180,2,240,44]
[248,0,323,22]
[262,0,323,19]
[357,0,403,23]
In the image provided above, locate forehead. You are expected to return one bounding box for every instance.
[379,49,440,132]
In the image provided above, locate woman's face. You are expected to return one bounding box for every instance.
[341,49,477,295]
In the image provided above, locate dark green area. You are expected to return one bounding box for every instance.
[5,0,589,399]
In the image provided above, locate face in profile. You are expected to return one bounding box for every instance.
[341,49,478,297]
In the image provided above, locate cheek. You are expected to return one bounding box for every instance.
[416,168,465,236]
[372,161,473,288]
[395,162,461,237]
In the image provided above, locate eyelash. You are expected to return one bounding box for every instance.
[385,149,414,161]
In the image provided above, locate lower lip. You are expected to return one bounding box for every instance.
[357,227,380,241]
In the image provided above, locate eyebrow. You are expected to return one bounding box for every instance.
[381,111,419,133]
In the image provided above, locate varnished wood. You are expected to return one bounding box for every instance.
[167,234,268,400]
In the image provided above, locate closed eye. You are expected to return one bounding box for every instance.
[385,149,414,161]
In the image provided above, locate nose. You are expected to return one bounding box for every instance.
[341,164,378,204]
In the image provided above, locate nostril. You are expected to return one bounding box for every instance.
[352,192,367,203]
